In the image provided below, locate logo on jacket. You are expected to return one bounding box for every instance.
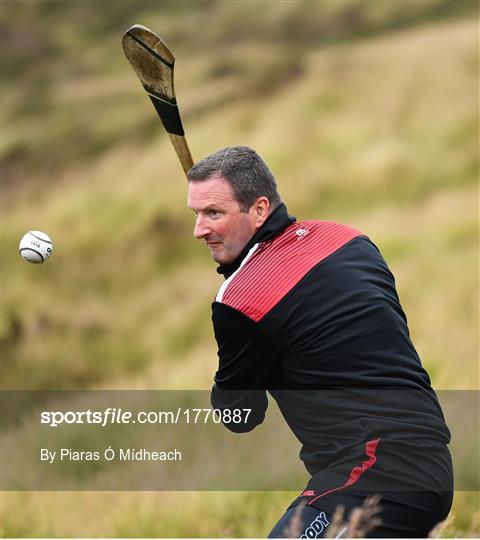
[295,228,309,238]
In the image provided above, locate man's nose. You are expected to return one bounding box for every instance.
[193,215,211,239]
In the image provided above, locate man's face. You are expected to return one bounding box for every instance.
[188,175,267,265]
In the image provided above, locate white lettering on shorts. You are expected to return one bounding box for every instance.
[300,511,330,539]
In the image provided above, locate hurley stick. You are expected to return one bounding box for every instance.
[122,25,194,175]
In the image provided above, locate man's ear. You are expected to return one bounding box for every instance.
[252,196,270,229]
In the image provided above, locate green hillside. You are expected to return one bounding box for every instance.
[1,0,478,537]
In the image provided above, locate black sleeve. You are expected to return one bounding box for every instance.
[211,301,275,433]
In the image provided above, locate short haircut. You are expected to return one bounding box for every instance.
[187,146,282,212]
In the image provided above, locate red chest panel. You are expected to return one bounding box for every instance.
[218,221,362,322]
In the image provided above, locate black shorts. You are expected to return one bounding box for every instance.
[268,490,453,538]
[269,439,453,538]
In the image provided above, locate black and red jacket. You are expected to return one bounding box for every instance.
[210,203,451,479]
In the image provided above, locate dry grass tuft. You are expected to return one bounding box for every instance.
[325,496,382,539]
[282,502,307,538]
[429,510,480,538]
[280,496,383,538]
[344,496,382,538]
[467,511,480,538]
[429,513,455,538]
[324,504,347,538]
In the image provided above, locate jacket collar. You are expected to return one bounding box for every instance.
[217,203,296,279]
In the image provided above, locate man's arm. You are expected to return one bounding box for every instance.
[211,302,276,433]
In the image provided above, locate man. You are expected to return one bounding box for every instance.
[187,146,453,538]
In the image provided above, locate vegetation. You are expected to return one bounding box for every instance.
[1,0,478,537]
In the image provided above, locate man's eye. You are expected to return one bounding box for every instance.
[208,210,221,218]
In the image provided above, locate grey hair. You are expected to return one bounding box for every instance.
[187,146,282,212]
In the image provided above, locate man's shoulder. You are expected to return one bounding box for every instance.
[215,220,365,322]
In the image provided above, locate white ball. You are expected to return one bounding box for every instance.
[19,230,53,264]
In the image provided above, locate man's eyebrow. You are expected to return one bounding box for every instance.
[190,204,224,212]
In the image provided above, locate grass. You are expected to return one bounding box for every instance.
[1,1,478,537]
